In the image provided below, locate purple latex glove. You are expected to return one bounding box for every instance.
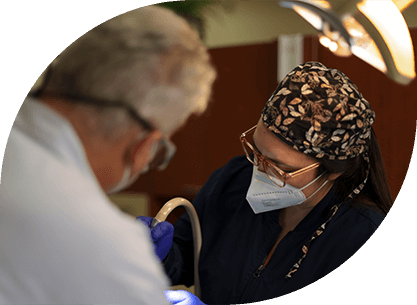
[165,290,206,305]
[136,216,174,261]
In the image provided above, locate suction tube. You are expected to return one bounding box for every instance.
[150,197,202,298]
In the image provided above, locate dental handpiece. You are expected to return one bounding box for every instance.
[151,197,202,298]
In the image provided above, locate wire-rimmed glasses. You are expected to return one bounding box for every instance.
[240,125,320,187]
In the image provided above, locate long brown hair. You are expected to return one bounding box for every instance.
[320,127,393,215]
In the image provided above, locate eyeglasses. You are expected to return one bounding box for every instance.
[240,125,320,187]
[38,92,176,171]
[147,137,176,171]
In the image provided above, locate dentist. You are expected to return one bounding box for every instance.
[0,5,215,304]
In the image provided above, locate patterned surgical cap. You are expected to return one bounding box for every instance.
[262,61,375,199]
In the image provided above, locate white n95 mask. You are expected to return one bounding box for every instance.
[107,165,139,194]
[246,165,328,214]
[107,138,160,194]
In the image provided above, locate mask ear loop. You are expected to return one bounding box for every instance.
[300,171,329,201]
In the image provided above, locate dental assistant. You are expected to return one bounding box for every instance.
[0,6,215,304]
[156,62,393,304]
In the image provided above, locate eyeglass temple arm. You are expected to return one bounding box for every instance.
[287,162,321,179]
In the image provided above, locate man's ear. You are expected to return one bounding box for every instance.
[130,130,162,173]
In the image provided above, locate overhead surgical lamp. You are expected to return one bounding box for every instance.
[280,0,416,85]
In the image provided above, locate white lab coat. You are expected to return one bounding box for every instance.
[0,97,170,304]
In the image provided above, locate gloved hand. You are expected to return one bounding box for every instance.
[165,290,206,305]
[136,216,174,261]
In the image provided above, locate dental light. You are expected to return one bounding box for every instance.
[280,0,416,85]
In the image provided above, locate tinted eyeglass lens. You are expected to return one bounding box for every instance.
[149,145,167,170]
[243,140,287,187]
[265,164,285,187]
[242,137,286,186]
[242,141,257,165]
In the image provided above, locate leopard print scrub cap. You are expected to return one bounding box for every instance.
[262,61,375,198]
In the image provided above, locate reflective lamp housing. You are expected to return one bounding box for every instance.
[280,0,416,85]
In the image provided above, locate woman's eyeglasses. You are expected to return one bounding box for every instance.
[240,125,320,187]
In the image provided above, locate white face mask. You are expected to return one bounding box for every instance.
[246,165,328,214]
[107,165,137,195]
[107,138,160,195]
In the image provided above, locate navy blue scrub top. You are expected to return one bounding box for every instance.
[163,156,385,304]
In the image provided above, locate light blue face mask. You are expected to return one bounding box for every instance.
[107,137,177,194]
[107,138,161,195]
[246,165,328,214]
[107,164,136,195]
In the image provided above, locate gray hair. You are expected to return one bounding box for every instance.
[43,5,216,140]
